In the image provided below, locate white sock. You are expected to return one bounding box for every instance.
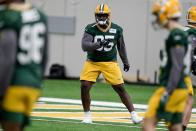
[84,111,91,117]
[131,111,136,115]
[131,111,137,116]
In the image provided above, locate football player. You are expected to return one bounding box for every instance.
[80,4,142,124]
[182,6,196,131]
[142,0,190,131]
[0,0,48,131]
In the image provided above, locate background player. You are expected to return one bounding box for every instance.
[0,0,48,130]
[183,6,196,131]
[142,0,190,131]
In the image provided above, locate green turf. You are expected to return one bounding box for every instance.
[42,79,157,104]
[42,79,196,107]
[25,79,196,131]
[26,119,142,131]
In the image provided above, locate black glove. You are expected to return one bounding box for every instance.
[123,64,130,72]
[101,39,109,46]
[159,49,164,61]
[192,59,196,75]
[99,39,111,48]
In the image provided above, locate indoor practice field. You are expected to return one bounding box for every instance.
[0,0,196,131]
[20,80,196,131]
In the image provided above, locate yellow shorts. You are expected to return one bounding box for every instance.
[80,61,124,85]
[145,87,188,124]
[2,86,40,123]
[185,76,194,96]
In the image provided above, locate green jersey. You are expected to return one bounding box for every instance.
[159,28,189,89]
[84,22,123,62]
[0,4,48,88]
[185,26,196,48]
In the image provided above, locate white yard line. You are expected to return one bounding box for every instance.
[38,97,196,112]
[38,97,147,109]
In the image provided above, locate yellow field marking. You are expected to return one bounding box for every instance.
[32,112,130,118]
[191,114,196,117]
[188,124,196,128]
[32,112,135,123]
[35,104,82,109]
[189,119,196,122]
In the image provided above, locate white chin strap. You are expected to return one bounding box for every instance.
[97,20,107,25]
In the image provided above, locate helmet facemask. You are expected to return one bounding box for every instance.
[94,4,111,30]
[152,13,163,30]
[95,13,110,27]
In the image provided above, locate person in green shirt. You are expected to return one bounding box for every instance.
[0,0,48,130]
[142,0,190,131]
[80,3,142,124]
[182,6,196,131]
